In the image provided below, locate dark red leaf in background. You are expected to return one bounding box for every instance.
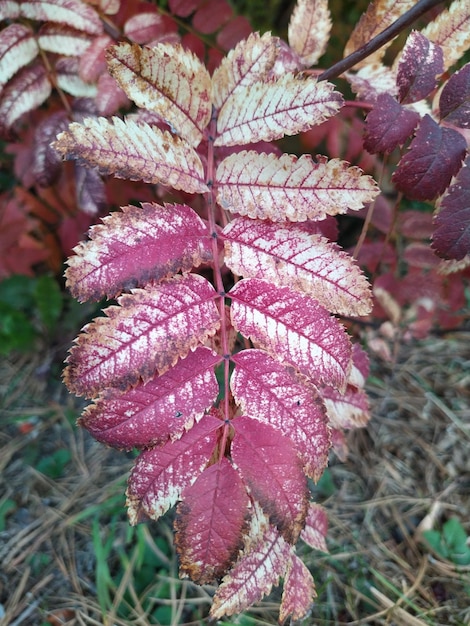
[439,62,470,129]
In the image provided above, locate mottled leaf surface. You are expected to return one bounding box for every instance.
[215,74,342,146]
[126,412,222,524]
[439,63,470,128]
[231,350,330,481]
[231,415,308,543]
[421,0,470,71]
[53,117,208,193]
[223,217,372,315]
[66,203,212,301]
[0,62,51,132]
[79,347,221,449]
[392,115,467,200]
[279,554,316,623]
[433,156,470,260]
[230,278,352,390]
[364,93,420,154]
[301,503,328,551]
[323,384,371,430]
[106,42,211,147]
[20,0,103,35]
[216,151,378,221]
[0,24,38,87]
[176,458,249,584]
[397,31,443,104]
[64,274,220,397]
[288,0,331,67]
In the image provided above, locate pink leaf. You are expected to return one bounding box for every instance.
[175,458,249,584]
[216,151,378,221]
[231,350,330,481]
[95,73,129,116]
[279,553,316,623]
[106,42,212,147]
[64,274,220,398]
[288,0,331,67]
[322,384,371,430]
[79,347,221,449]
[232,415,308,543]
[124,11,166,44]
[301,502,328,552]
[53,117,209,193]
[79,34,112,82]
[397,31,443,104]
[439,62,470,128]
[223,217,372,316]
[126,412,222,524]
[229,278,352,390]
[215,74,343,147]
[364,93,420,154]
[168,0,202,17]
[66,202,212,301]
[216,15,253,52]
[210,502,291,619]
[0,24,38,88]
[392,115,466,201]
[192,0,232,35]
[20,0,103,35]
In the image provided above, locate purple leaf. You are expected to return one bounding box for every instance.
[397,31,443,104]
[439,62,470,129]
[364,92,420,154]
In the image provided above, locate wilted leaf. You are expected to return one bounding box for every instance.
[216,151,378,221]
[176,458,249,584]
[396,31,443,104]
[421,0,470,72]
[230,278,352,390]
[79,347,221,449]
[53,117,209,193]
[66,202,212,301]
[223,217,372,315]
[392,115,466,200]
[126,412,222,524]
[288,0,331,66]
[20,0,103,35]
[279,553,316,623]
[215,74,342,147]
[364,93,420,154]
[106,42,212,147]
[439,62,470,128]
[230,350,330,481]
[64,273,220,397]
[0,24,38,88]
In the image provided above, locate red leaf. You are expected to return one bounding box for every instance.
[364,93,420,154]
[231,415,308,543]
[279,553,316,623]
[79,347,221,449]
[216,15,253,52]
[64,274,220,397]
[396,31,443,104]
[192,0,233,35]
[175,458,249,584]
[439,62,470,129]
[301,502,328,552]
[126,412,222,524]
[168,0,202,17]
[229,278,352,391]
[231,350,330,481]
[392,115,466,201]
[79,34,113,82]
[65,202,212,301]
[433,155,470,260]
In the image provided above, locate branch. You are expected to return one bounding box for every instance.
[318,0,445,82]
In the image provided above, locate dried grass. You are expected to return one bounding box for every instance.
[1,334,469,625]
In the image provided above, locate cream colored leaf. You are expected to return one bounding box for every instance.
[288,0,331,67]
[106,42,212,147]
[212,31,279,110]
[421,0,470,71]
[53,116,208,194]
[344,0,416,69]
[345,62,398,101]
[215,74,342,147]
[216,151,379,221]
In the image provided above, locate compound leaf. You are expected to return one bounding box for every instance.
[64,273,220,398]
[216,151,378,221]
[66,202,213,302]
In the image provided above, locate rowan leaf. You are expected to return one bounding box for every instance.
[439,63,470,128]
[53,117,209,193]
[175,458,249,584]
[66,202,212,302]
[364,93,420,154]
[126,412,222,524]
[230,350,330,481]
[55,57,97,98]
[396,31,443,104]
[106,42,212,147]
[223,217,372,316]
[230,278,352,390]
[301,503,328,552]
[79,347,221,449]
[0,2,20,20]
[421,0,470,72]
[37,23,92,56]
[212,31,279,111]
[215,74,343,147]
[0,24,38,88]
[323,384,371,430]
[279,553,316,624]
[288,0,331,67]
[392,114,467,200]
[63,274,220,398]
[216,151,378,221]
[210,502,291,619]
[20,0,103,35]
[231,415,308,543]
